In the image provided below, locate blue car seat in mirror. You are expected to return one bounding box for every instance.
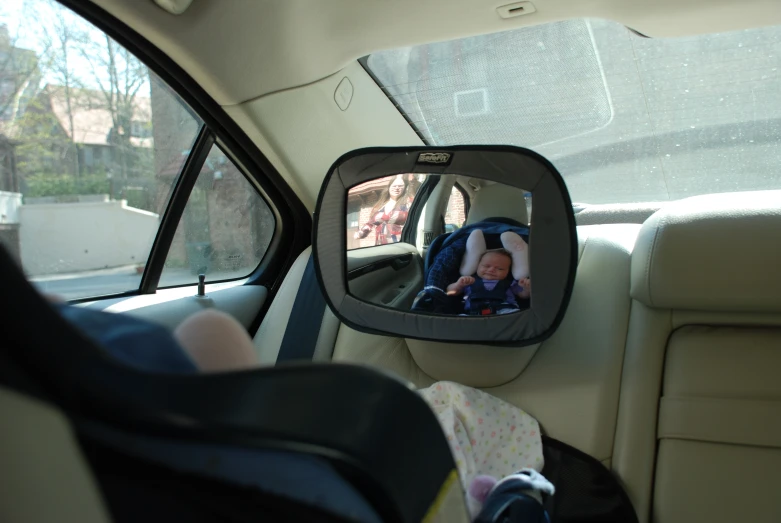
[413,217,530,315]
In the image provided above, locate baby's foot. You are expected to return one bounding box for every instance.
[460,229,487,277]
[501,231,530,280]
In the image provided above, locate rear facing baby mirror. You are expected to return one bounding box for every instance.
[313,146,577,344]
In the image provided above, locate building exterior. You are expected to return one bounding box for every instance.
[25,85,152,176]
[150,74,272,276]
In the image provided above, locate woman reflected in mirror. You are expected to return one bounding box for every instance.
[354,174,414,245]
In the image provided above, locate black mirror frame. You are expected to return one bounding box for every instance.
[312,145,578,346]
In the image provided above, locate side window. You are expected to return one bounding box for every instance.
[1,0,203,299]
[444,184,468,232]
[158,145,274,287]
[346,173,423,250]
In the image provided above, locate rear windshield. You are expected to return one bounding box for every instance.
[364,19,781,204]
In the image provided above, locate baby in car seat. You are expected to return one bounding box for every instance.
[447,249,530,315]
[446,229,531,316]
[175,309,552,519]
[45,295,552,521]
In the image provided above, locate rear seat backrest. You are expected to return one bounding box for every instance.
[257,223,643,465]
[465,183,529,225]
[401,224,640,459]
[613,191,781,523]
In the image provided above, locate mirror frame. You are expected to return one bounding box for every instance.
[313,145,577,345]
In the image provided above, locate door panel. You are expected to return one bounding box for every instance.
[81,283,267,330]
[347,243,423,310]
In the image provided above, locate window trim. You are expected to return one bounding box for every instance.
[400,175,440,246]
[55,0,312,313]
[358,55,431,146]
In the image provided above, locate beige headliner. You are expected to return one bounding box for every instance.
[89,0,780,106]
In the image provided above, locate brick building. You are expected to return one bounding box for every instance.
[444,186,466,229]
[151,75,272,276]
[43,85,152,176]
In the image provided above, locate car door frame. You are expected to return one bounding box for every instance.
[58,0,312,334]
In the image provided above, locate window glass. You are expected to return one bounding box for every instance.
[346,173,424,250]
[365,19,781,204]
[444,185,467,232]
[1,0,202,299]
[158,144,275,287]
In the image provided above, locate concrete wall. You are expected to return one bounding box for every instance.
[19,200,160,276]
[25,194,109,205]
[0,191,23,224]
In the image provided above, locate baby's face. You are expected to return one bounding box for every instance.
[476,252,511,280]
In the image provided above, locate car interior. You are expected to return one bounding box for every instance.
[346,176,530,310]
[1,0,780,521]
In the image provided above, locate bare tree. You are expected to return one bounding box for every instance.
[3,0,151,196]
[42,8,84,176]
[3,1,88,180]
[0,1,72,186]
[79,32,149,179]
[0,13,46,126]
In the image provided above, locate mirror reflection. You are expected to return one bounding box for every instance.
[347,174,424,249]
[346,174,532,316]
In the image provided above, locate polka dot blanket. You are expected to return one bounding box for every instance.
[419,381,544,513]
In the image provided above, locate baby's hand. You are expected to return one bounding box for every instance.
[447,276,475,295]
[458,276,475,289]
[515,277,531,299]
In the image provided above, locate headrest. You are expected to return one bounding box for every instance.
[631,191,781,312]
[466,184,529,225]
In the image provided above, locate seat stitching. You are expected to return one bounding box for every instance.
[645,214,667,308]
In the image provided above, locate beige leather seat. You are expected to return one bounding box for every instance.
[612,190,781,523]
[0,387,111,522]
[330,223,639,463]
[465,182,529,225]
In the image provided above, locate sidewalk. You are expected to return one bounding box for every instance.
[30,265,141,282]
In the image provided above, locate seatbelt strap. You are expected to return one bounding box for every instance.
[276,253,327,363]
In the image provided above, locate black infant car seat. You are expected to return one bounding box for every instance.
[412,217,530,314]
[0,245,462,523]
